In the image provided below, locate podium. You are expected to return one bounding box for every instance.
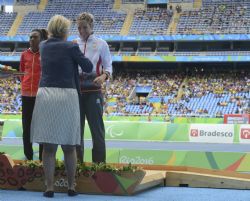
[0,153,165,195]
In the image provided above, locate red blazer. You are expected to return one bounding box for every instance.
[20,48,41,97]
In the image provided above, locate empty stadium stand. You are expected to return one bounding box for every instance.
[16,0,127,36]
[0,12,17,35]
[129,7,171,35]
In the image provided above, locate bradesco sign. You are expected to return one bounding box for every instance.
[189,124,234,143]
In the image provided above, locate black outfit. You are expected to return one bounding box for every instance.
[22,96,43,160]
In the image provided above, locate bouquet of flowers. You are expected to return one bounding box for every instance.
[0,64,25,77]
[0,64,17,72]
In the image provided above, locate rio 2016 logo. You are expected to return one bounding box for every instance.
[54,178,76,188]
[119,156,154,164]
[106,125,124,138]
[241,128,250,139]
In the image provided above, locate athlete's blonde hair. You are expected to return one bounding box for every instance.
[76,12,94,29]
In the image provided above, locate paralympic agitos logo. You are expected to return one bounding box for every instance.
[106,125,124,138]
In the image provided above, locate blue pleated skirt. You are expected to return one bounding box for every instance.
[31,87,81,145]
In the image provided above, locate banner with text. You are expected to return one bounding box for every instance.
[189,124,234,143]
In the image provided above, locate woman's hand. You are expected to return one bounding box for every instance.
[93,74,107,85]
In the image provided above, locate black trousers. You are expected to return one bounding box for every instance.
[22,96,43,161]
[76,91,106,163]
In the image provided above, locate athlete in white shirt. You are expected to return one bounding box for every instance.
[75,12,112,163]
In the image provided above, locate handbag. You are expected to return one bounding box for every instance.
[80,72,101,90]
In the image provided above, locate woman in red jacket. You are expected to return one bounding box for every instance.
[20,29,48,161]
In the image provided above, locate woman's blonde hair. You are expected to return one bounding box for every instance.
[76,12,94,28]
[47,15,71,38]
